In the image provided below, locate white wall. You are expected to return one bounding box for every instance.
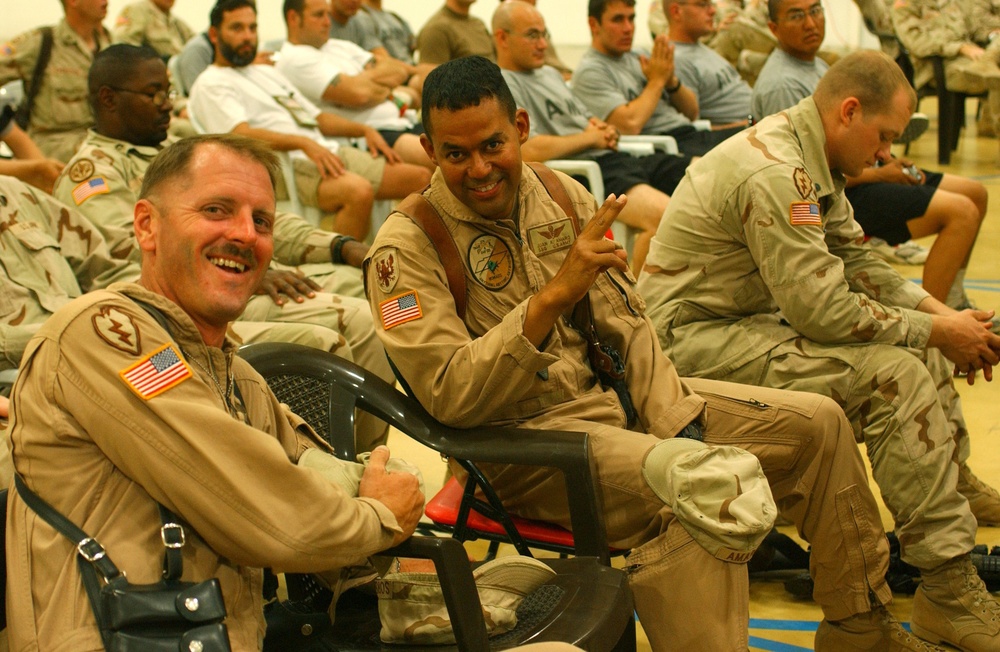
[3,0,879,53]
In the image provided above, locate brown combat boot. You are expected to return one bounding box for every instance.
[911,555,1000,651]
[957,463,1000,526]
[815,606,948,651]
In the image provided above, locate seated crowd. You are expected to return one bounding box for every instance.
[0,0,999,651]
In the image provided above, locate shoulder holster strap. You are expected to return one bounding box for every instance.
[15,26,54,130]
[395,192,469,319]
[394,164,577,320]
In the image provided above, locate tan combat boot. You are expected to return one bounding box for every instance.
[957,463,1000,526]
[815,606,948,651]
[911,555,1000,651]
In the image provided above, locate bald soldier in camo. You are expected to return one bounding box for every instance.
[638,50,1000,652]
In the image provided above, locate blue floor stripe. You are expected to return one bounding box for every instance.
[749,619,819,631]
[748,636,814,651]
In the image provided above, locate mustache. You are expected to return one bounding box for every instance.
[206,243,257,269]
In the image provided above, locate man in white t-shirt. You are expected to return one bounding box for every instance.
[275,0,431,168]
[188,0,430,240]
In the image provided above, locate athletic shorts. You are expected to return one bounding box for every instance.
[846,170,943,245]
[596,150,693,197]
[379,123,424,147]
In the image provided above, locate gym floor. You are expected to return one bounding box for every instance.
[386,95,1000,651]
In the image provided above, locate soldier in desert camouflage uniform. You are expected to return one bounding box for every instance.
[638,50,1000,652]
[0,0,111,162]
[112,0,196,60]
[893,0,1000,140]
[53,45,393,452]
[0,174,137,371]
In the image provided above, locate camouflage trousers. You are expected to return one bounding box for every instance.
[718,338,977,570]
[480,378,889,649]
[943,45,1000,136]
[233,275,393,452]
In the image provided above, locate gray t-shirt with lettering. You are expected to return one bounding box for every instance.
[673,41,752,124]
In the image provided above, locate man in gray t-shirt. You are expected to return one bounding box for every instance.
[752,47,826,121]
[494,1,692,272]
[572,0,743,156]
[665,0,752,126]
[329,0,382,51]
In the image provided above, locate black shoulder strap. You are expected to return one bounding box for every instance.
[15,26,54,130]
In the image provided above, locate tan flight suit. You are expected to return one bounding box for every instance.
[893,0,1000,133]
[0,175,138,372]
[6,283,402,652]
[112,0,195,60]
[637,97,978,571]
[364,164,891,650]
[0,20,110,163]
[52,130,391,451]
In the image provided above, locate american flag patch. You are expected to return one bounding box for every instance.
[72,177,110,205]
[789,201,821,226]
[379,291,422,330]
[119,343,192,400]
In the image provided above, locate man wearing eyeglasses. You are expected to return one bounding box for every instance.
[665,0,754,129]
[572,0,745,156]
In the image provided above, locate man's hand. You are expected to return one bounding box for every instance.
[871,158,923,185]
[639,35,675,86]
[960,43,986,60]
[362,127,401,163]
[255,268,322,305]
[254,50,276,65]
[359,446,424,545]
[585,117,619,150]
[301,139,345,178]
[523,194,629,346]
[22,159,64,194]
[930,309,1000,379]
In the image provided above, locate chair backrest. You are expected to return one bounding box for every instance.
[238,342,613,562]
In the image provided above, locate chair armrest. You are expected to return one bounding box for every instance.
[384,536,489,651]
[617,141,655,157]
[620,134,679,154]
[546,159,604,200]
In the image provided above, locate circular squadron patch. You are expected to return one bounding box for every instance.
[467,234,514,290]
[68,159,95,183]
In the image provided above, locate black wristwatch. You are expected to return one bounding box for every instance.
[666,78,682,94]
[331,235,357,265]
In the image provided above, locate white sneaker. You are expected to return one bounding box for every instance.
[894,113,930,144]
[867,238,929,265]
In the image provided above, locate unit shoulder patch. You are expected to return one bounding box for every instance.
[93,305,141,355]
[372,248,399,294]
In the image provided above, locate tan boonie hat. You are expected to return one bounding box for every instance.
[642,437,776,563]
[376,555,556,644]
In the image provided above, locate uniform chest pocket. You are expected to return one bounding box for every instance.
[5,223,67,286]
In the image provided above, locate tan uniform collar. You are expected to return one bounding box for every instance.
[54,17,110,52]
[785,97,844,199]
[85,129,167,161]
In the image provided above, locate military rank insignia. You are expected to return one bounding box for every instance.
[119,343,192,399]
[379,290,422,330]
[789,202,821,226]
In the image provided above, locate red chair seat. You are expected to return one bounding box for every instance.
[425,477,578,548]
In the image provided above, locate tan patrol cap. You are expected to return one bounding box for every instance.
[642,437,776,564]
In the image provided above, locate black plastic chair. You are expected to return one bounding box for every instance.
[239,342,636,652]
